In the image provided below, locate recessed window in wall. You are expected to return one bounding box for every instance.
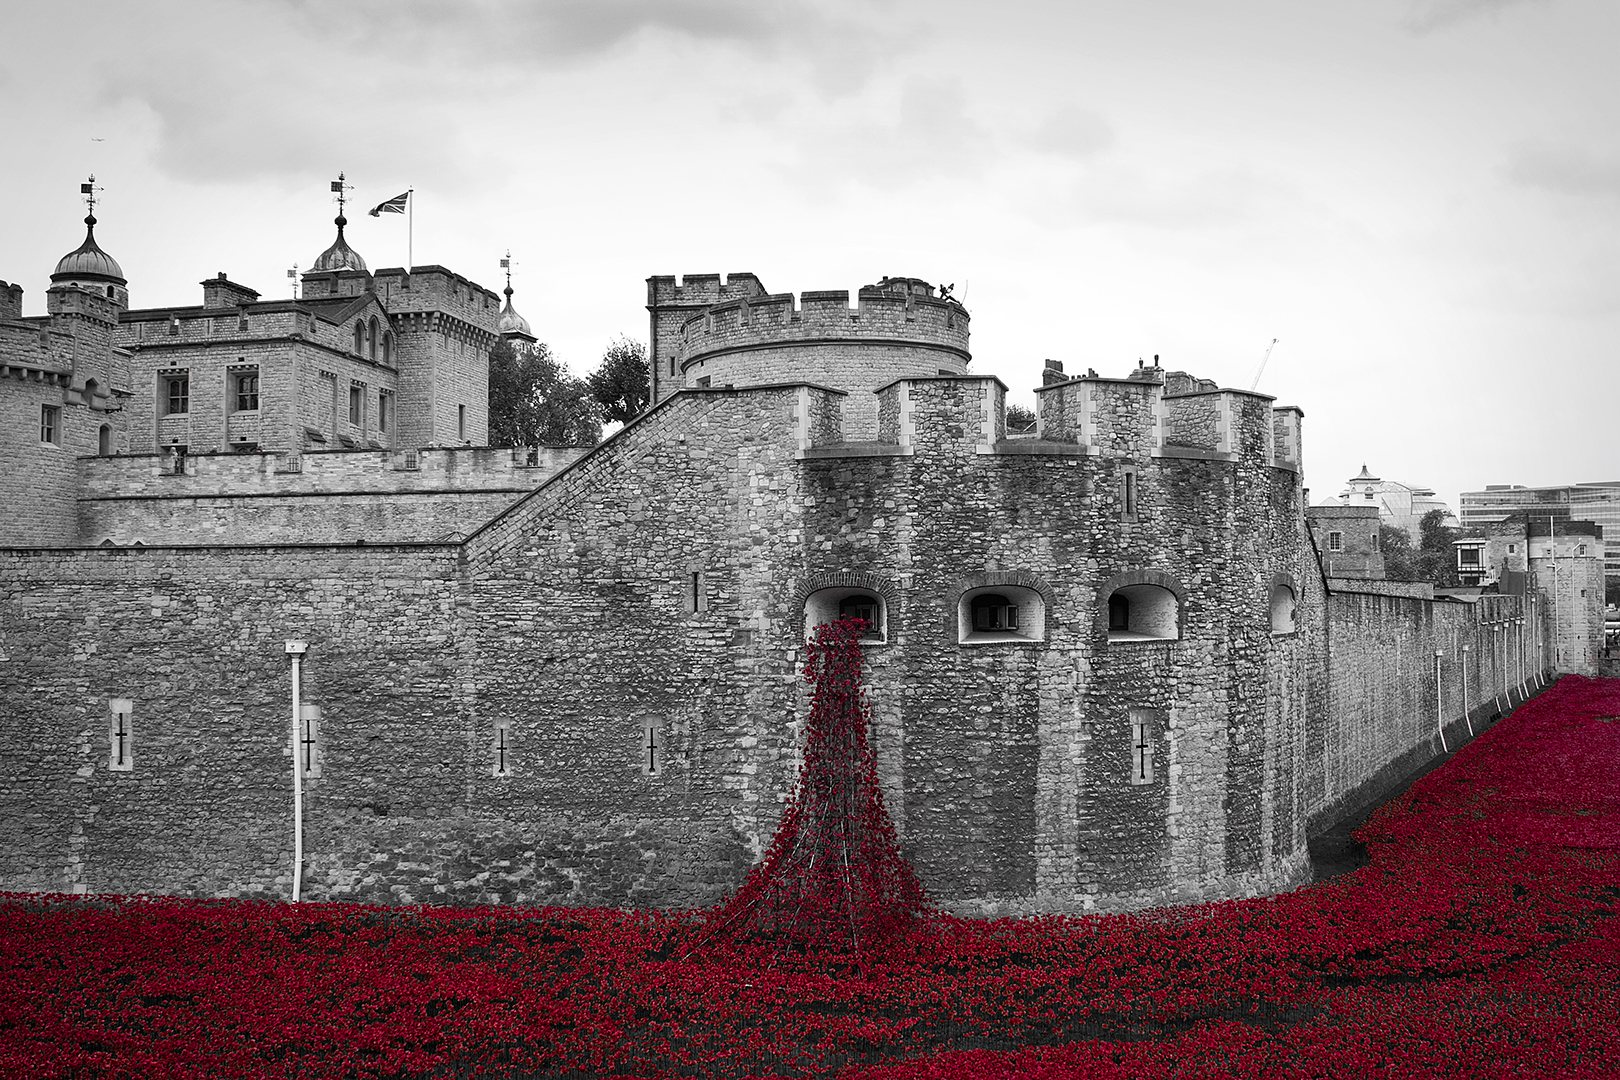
[1128,707,1159,785]
[458,404,467,441]
[1106,584,1180,643]
[39,405,60,446]
[381,332,393,365]
[1327,531,1343,553]
[1370,531,1379,551]
[233,370,260,412]
[493,718,513,777]
[97,424,111,456]
[1120,465,1139,520]
[378,391,391,434]
[368,317,379,361]
[163,373,190,416]
[349,385,364,427]
[640,717,664,776]
[804,587,887,643]
[108,698,133,771]
[1578,544,1588,557]
[959,586,1046,644]
[352,322,364,355]
[1270,582,1297,634]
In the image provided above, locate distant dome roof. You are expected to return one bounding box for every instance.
[52,215,125,284]
[497,285,533,339]
[312,215,367,273]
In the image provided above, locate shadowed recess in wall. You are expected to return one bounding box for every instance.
[695,616,925,955]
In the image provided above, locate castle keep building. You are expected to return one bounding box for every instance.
[0,203,1582,913]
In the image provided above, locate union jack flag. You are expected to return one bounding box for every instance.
[368,191,410,216]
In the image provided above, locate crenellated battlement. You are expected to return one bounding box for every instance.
[372,266,501,333]
[1018,368,1303,470]
[674,285,970,367]
[0,281,23,322]
[646,272,768,309]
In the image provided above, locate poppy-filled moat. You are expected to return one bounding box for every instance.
[3,666,1617,1078]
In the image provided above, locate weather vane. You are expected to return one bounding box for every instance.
[330,172,351,216]
[501,250,515,290]
[80,174,102,217]
[287,263,299,300]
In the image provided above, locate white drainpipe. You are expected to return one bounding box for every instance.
[1461,644,1473,736]
[285,641,308,903]
[1434,650,1447,752]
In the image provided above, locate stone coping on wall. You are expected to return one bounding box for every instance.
[873,373,1009,395]
[1152,445,1238,463]
[77,487,537,503]
[0,539,461,554]
[461,381,847,546]
[977,440,1091,456]
[1161,386,1279,403]
[798,443,912,460]
[1326,578,1436,600]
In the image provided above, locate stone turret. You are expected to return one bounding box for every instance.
[648,272,971,439]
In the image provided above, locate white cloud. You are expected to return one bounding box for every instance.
[1502,139,1620,201]
[1025,105,1116,160]
[776,76,996,191]
[1402,0,1552,33]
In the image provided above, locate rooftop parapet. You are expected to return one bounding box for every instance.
[675,286,970,366]
[647,272,768,308]
[0,281,22,322]
[372,266,501,331]
[1034,371,1300,468]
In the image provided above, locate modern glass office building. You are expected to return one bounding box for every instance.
[1459,482,1620,579]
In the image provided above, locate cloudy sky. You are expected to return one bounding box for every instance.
[3,0,1615,512]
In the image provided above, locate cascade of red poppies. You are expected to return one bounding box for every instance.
[703,615,925,952]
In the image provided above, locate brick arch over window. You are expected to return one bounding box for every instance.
[1098,569,1186,641]
[950,570,1055,643]
[794,571,899,641]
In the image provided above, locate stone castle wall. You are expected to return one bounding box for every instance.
[0,541,466,899]
[1306,591,1534,829]
[72,446,585,546]
[0,274,1577,915]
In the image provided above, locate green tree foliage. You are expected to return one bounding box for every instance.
[1415,509,1462,587]
[587,336,650,426]
[488,339,602,447]
[1380,510,1462,587]
[1006,403,1037,433]
[1380,524,1418,581]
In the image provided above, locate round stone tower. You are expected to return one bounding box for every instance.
[648,274,971,439]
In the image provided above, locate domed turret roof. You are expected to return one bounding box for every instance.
[497,285,534,339]
[52,215,126,284]
[312,214,368,273]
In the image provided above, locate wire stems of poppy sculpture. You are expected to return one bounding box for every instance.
[700,616,925,955]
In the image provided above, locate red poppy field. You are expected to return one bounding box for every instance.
[3,672,1617,1079]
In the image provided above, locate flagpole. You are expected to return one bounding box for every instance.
[408,186,414,271]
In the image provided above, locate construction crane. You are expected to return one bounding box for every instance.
[1249,338,1279,392]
